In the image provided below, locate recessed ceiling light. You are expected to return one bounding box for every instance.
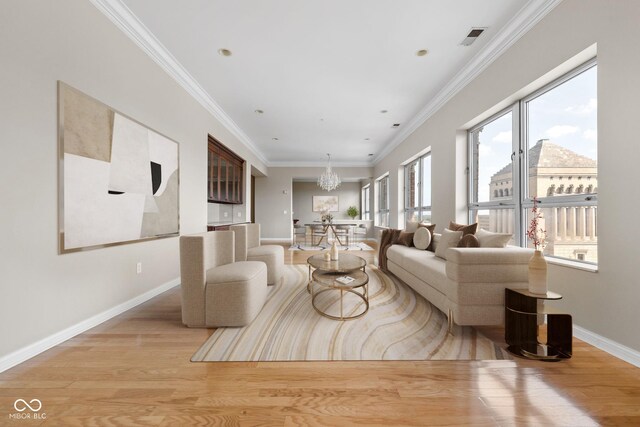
[272,137,279,141]
[380,110,388,114]
[254,109,264,114]
[218,48,232,56]
[364,138,370,141]
[416,49,428,57]
[368,154,374,156]
[392,123,401,127]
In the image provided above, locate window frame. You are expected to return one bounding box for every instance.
[375,174,389,227]
[468,58,598,265]
[361,184,370,220]
[404,151,432,226]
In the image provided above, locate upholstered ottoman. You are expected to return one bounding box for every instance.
[205,260,267,327]
[247,245,284,286]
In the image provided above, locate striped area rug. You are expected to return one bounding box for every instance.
[191,265,510,361]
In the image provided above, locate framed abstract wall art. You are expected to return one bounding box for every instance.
[58,82,179,253]
[312,195,339,212]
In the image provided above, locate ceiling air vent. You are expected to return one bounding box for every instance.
[392,123,401,128]
[460,27,486,46]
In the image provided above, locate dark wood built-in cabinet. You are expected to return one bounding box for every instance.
[208,136,244,204]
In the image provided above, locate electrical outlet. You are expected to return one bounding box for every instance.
[284,210,288,214]
[223,212,229,218]
[237,212,241,217]
[136,262,142,274]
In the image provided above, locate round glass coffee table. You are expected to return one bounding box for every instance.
[306,253,369,320]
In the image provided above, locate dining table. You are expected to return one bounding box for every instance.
[304,222,357,246]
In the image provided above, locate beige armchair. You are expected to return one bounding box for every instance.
[230,224,284,285]
[180,231,268,327]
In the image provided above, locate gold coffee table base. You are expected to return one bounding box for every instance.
[310,269,369,321]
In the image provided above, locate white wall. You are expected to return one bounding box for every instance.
[256,167,372,239]
[0,1,266,361]
[373,0,640,352]
[292,181,361,225]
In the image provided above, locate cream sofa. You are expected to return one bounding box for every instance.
[386,240,532,326]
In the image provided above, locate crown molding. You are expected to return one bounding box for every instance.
[372,0,563,165]
[89,0,270,166]
[268,160,373,168]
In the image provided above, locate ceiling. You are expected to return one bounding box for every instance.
[114,0,549,166]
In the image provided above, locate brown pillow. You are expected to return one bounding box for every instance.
[457,234,480,248]
[418,223,436,251]
[449,221,478,236]
[395,231,415,247]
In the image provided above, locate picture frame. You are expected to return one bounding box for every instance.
[312,195,339,212]
[58,82,180,253]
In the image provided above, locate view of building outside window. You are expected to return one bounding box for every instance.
[470,62,597,264]
[405,153,432,225]
[376,176,389,227]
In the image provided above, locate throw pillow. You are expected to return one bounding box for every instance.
[395,231,415,247]
[476,228,512,248]
[431,233,441,252]
[449,221,478,236]
[418,223,436,251]
[457,234,480,248]
[405,221,419,233]
[435,228,463,260]
[413,227,432,250]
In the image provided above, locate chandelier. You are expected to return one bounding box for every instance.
[317,153,341,192]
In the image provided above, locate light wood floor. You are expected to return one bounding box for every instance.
[2,241,639,426]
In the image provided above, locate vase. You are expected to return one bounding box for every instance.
[330,241,339,261]
[528,250,548,295]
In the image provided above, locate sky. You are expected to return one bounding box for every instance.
[475,65,597,202]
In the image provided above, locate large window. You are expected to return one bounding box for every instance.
[469,59,597,265]
[376,175,389,227]
[361,184,370,220]
[404,152,432,225]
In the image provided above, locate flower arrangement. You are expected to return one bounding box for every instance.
[321,212,334,223]
[527,197,547,251]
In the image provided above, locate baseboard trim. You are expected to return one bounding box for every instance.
[0,277,180,373]
[261,238,292,243]
[574,324,640,368]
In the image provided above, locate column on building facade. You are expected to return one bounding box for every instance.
[550,207,558,240]
[496,209,502,233]
[577,207,586,239]
[502,209,509,234]
[567,207,576,240]
[489,210,498,231]
[558,207,566,241]
[588,207,597,239]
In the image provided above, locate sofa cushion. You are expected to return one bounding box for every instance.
[206,261,266,284]
[418,223,436,251]
[395,231,415,247]
[435,229,463,260]
[457,234,480,248]
[445,247,531,283]
[475,228,512,248]
[413,227,432,250]
[387,245,449,296]
[405,221,420,233]
[430,233,441,252]
[449,221,478,236]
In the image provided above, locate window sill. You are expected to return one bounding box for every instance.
[546,256,598,273]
